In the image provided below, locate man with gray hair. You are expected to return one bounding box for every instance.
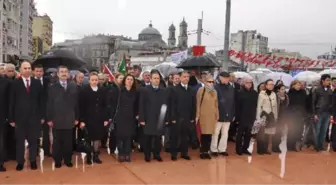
[5,64,16,79]
[0,63,5,76]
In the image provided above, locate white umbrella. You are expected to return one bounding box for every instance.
[249,70,267,88]
[233,71,252,79]
[154,62,182,78]
[319,69,336,77]
[263,72,293,87]
[255,68,273,73]
[294,71,320,84]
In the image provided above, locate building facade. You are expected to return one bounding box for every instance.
[178,18,188,50]
[168,23,176,48]
[2,0,21,63]
[230,30,269,71]
[33,14,53,55]
[32,36,42,58]
[317,47,336,60]
[20,0,35,58]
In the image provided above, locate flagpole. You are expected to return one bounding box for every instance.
[222,0,231,71]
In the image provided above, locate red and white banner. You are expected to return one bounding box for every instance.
[102,64,115,82]
[228,50,336,70]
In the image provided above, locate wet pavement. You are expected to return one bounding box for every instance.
[0,143,335,184]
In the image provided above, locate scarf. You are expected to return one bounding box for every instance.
[277,92,286,101]
[266,89,272,95]
[205,85,215,91]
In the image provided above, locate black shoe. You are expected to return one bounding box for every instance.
[145,156,151,162]
[55,162,62,168]
[265,151,271,155]
[0,165,6,172]
[171,156,177,161]
[243,150,252,156]
[210,152,218,157]
[257,151,264,155]
[181,155,191,160]
[154,156,163,162]
[16,164,24,171]
[219,152,229,156]
[272,148,281,153]
[205,153,212,159]
[93,154,102,164]
[236,152,243,156]
[65,162,73,168]
[200,153,206,159]
[87,158,92,165]
[118,156,125,163]
[125,156,131,162]
[30,161,37,170]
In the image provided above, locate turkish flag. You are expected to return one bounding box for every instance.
[103,64,115,82]
[192,46,205,56]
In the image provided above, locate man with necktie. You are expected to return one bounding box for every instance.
[8,61,44,171]
[46,66,79,168]
[170,71,196,161]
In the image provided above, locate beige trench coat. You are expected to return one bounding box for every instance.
[196,87,219,134]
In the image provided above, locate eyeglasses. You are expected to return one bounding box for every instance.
[207,81,214,83]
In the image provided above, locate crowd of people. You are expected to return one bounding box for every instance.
[0,61,335,173]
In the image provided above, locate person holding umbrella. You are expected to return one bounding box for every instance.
[196,75,219,159]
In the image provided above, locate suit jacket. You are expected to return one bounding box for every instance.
[0,77,10,127]
[46,81,79,130]
[171,84,196,130]
[8,77,43,128]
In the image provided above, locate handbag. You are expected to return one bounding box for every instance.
[109,88,121,132]
[76,127,92,154]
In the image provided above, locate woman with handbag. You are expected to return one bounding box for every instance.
[256,79,279,155]
[111,74,138,162]
[79,72,109,164]
[196,75,219,159]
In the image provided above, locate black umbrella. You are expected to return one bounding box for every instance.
[33,49,86,70]
[176,55,221,69]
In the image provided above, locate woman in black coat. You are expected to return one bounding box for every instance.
[287,80,307,151]
[111,74,138,162]
[235,78,258,155]
[79,72,109,164]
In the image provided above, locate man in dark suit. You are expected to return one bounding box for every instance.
[33,64,50,156]
[170,71,196,161]
[46,66,79,168]
[8,61,44,171]
[0,76,10,171]
[228,72,241,142]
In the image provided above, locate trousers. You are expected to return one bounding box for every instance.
[52,129,73,163]
[143,135,161,158]
[210,122,230,153]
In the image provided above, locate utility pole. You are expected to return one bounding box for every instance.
[240,31,246,71]
[222,0,231,71]
[188,11,210,45]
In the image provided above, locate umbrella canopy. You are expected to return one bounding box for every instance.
[46,68,57,73]
[319,69,336,77]
[154,62,182,78]
[249,70,269,87]
[233,71,252,79]
[294,71,320,84]
[176,55,221,69]
[33,49,86,70]
[263,72,293,87]
[255,68,273,73]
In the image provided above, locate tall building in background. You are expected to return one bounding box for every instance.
[20,0,36,58]
[33,14,53,56]
[178,18,188,50]
[230,30,269,70]
[2,0,21,63]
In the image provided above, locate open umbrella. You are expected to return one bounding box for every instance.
[263,72,293,87]
[233,71,252,79]
[319,69,336,77]
[176,55,221,69]
[294,71,320,84]
[154,62,182,78]
[34,49,86,70]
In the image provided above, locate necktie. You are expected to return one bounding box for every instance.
[26,79,30,93]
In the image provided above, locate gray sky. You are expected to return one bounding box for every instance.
[35,0,336,58]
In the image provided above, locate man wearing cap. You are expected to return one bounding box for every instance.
[211,71,235,156]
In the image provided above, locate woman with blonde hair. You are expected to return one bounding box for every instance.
[196,75,219,159]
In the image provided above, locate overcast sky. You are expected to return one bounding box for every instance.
[35,0,336,58]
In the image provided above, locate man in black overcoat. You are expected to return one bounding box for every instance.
[170,71,196,161]
[8,61,44,171]
[32,64,50,156]
[139,71,168,162]
[46,66,79,168]
[0,76,10,171]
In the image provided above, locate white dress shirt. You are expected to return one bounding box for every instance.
[22,77,30,88]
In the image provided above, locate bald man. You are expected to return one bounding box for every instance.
[8,61,44,171]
